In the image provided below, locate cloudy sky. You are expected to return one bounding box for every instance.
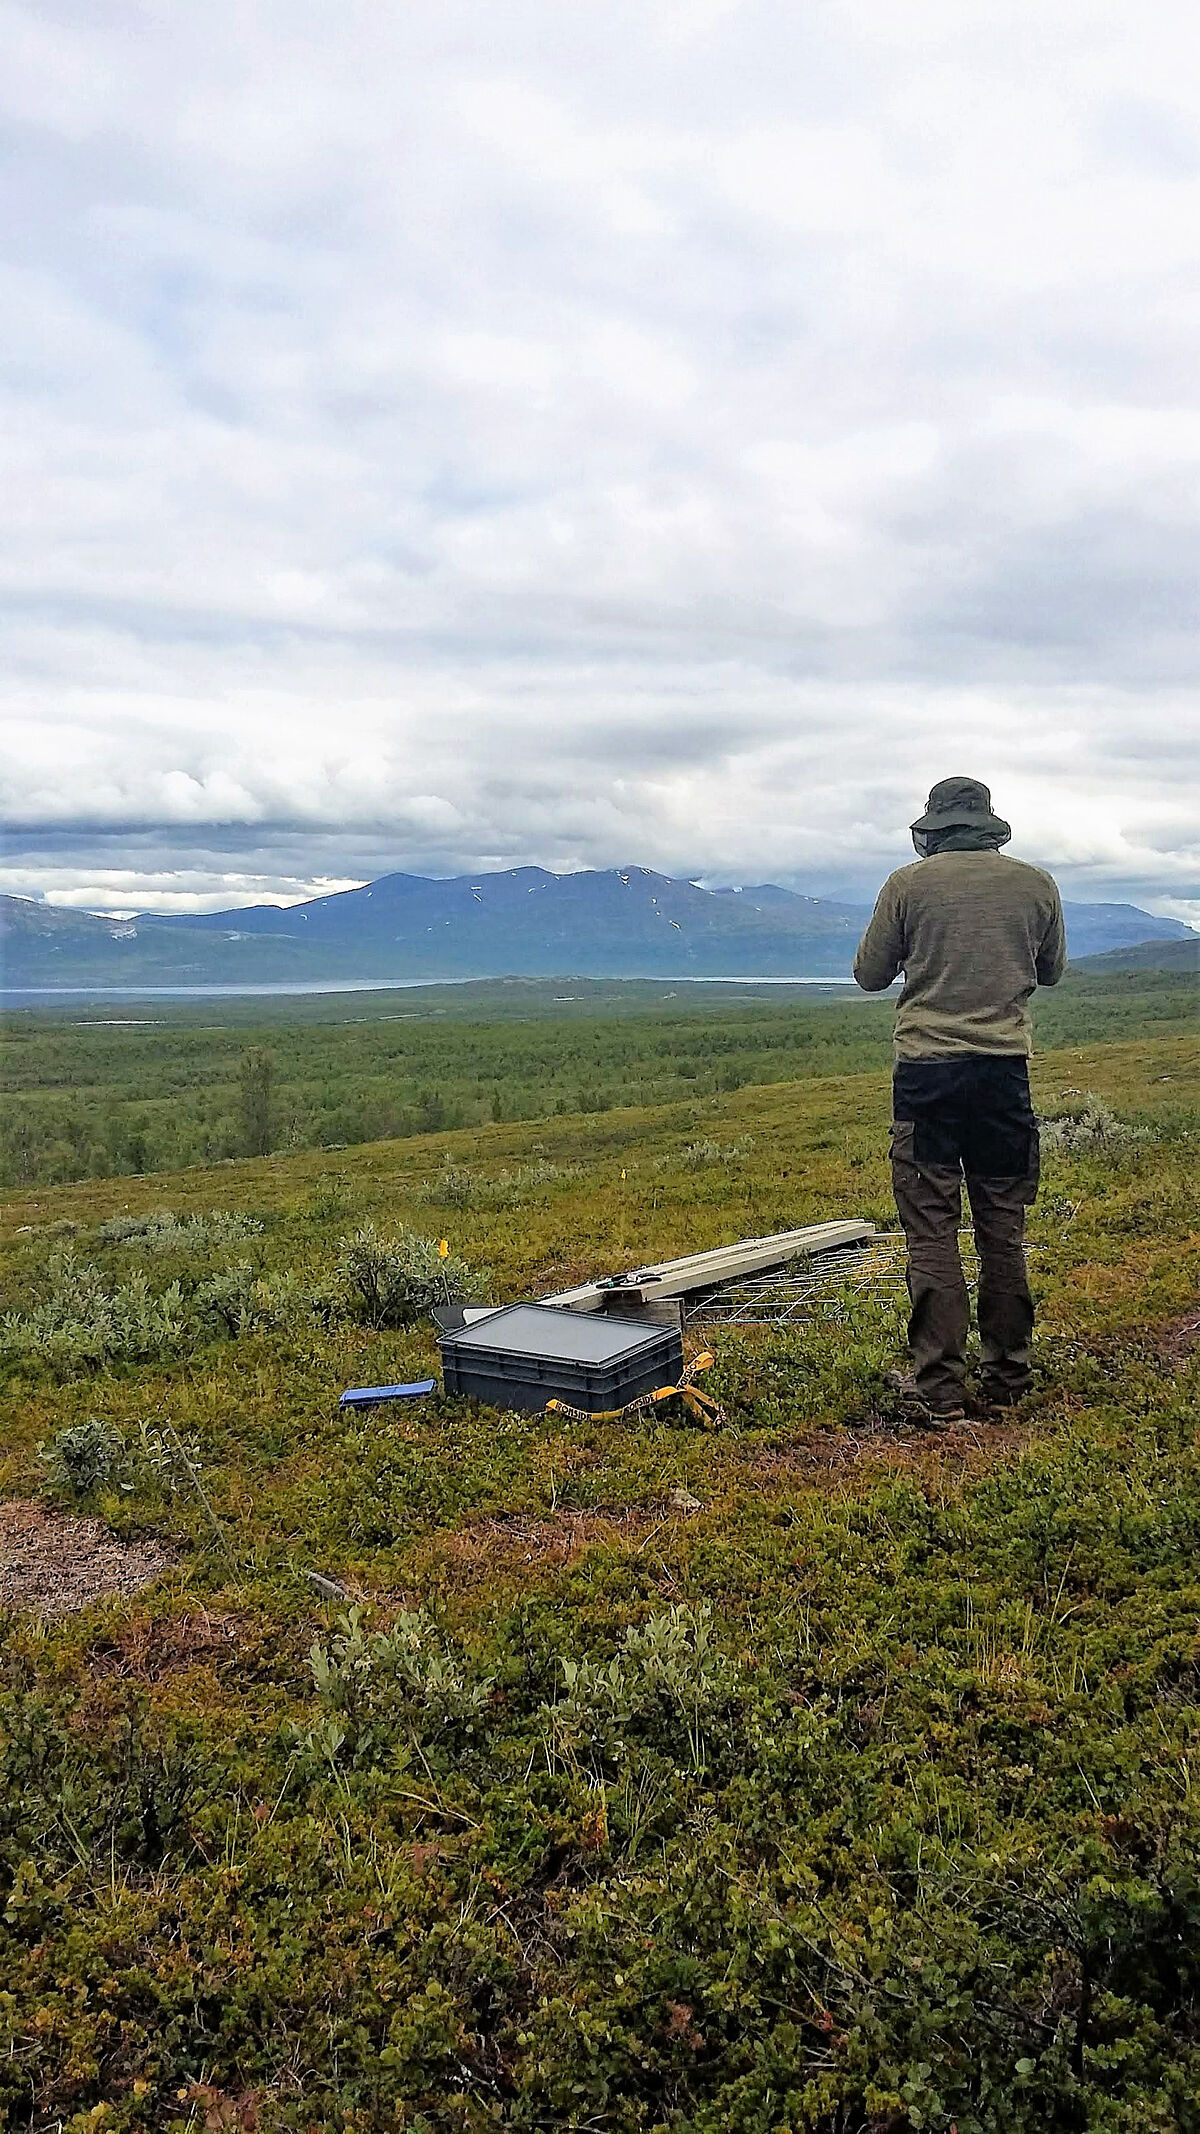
[3,0,1199,920]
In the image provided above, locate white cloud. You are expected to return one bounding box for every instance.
[0,0,1197,918]
[4,867,364,915]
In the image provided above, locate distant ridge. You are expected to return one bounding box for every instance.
[1071,936,1200,976]
[1,864,1195,990]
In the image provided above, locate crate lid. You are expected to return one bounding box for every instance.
[439,1303,673,1366]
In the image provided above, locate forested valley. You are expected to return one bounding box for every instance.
[2,970,1193,1189]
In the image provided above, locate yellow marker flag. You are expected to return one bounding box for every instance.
[620,1168,626,1181]
[438,1238,449,1258]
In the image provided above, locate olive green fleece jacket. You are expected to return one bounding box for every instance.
[853,850,1067,1058]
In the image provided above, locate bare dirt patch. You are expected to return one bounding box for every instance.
[89,1606,244,1681]
[1159,1309,1200,1368]
[743,1415,1027,1490]
[419,1504,663,1585]
[0,1501,172,1618]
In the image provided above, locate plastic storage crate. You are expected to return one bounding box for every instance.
[438,1303,684,1415]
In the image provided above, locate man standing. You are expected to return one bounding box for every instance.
[854,777,1066,1423]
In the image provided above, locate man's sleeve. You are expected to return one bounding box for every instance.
[1035,886,1067,987]
[853,881,905,991]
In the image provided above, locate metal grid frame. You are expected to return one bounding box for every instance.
[684,1232,1040,1329]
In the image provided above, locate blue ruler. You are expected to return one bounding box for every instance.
[338,1379,436,1409]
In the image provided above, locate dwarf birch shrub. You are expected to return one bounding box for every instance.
[191,1260,305,1336]
[419,1159,475,1207]
[497,1157,578,1198]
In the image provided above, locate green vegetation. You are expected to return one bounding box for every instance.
[330,1223,479,1330]
[0,1014,1196,2130]
[237,1045,277,1160]
[1,968,1193,1188]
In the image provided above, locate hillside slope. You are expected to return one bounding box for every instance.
[1073,934,1200,975]
[0,1031,1196,2128]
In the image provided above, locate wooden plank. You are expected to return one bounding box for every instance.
[541,1219,874,1312]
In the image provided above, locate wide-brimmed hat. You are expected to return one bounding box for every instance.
[910,776,1011,841]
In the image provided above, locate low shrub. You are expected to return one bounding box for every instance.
[1040,1093,1151,1155]
[37,1416,125,1497]
[38,1412,206,1503]
[94,1209,264,1250]
[2,1251,188,1371]
[1,1249,297,1374]
[710,1311,905,1428]
[674,1136,755,1167]
[308,1605,495,1768]
[191,1260,306,1336]
[329,1222,478,1328]
[305,1177,353,1222]
[418,1159,476,1207]
[125,1416,207,1500]
[419,1156,577,1207]
[546,1602,740,1774]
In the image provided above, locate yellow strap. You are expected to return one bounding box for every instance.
[544,1350,724,1426]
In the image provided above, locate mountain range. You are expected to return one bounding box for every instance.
[1,865,1195,989]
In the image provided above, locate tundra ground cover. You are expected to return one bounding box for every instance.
[0,1023,1197,2132]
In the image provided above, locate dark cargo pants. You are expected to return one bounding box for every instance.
[891,1057,1040,1411]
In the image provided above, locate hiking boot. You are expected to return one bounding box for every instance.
[972,1375,1032,1416]
[883,1371,966,1427]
